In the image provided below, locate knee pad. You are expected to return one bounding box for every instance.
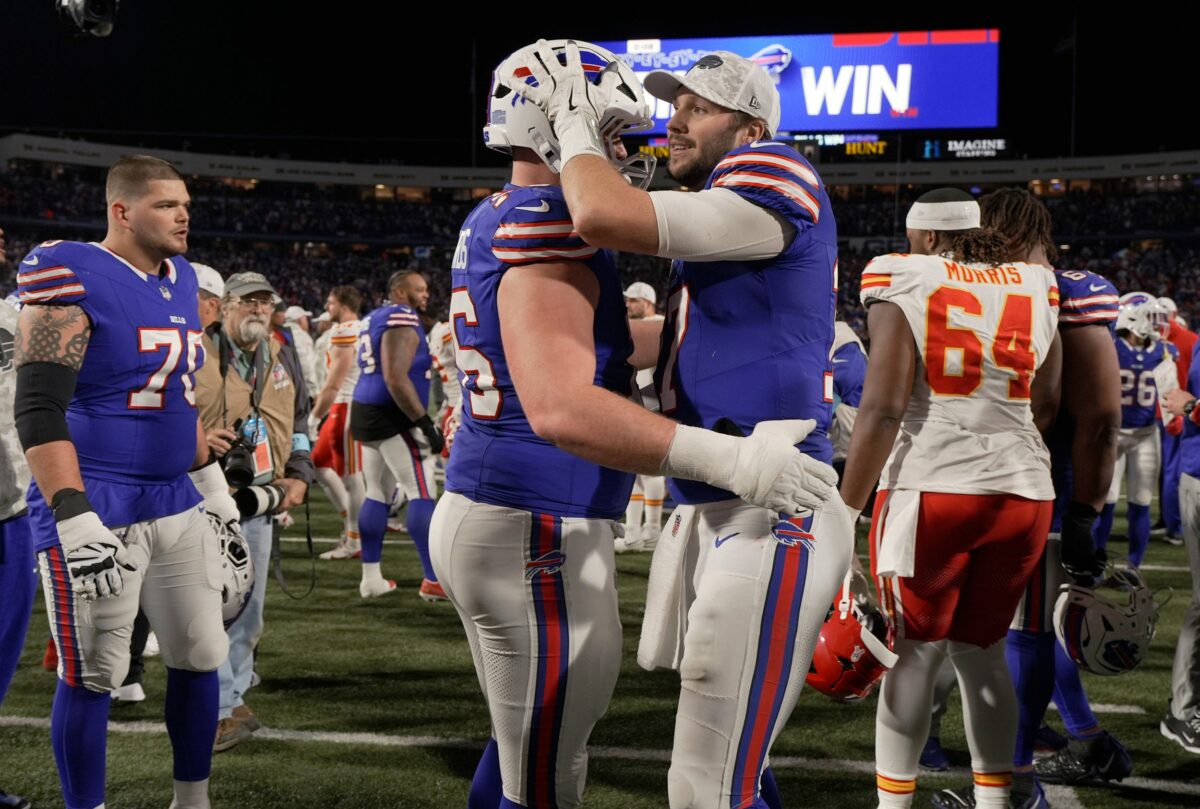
[163,614,230,672]
[81,656,130,694]
[679,598,720,683]
[667,765,700,809]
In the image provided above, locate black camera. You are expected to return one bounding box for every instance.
[221,419,257,489]
[234,484,286,519]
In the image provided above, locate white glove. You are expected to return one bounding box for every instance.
[513,40,611,168]
[57,511,136,600]
[190,460,240,524]
[661,419,838,514]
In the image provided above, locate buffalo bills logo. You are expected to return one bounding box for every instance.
[772,516,816,551]
[526,550,567,580]
[692,54,725,71]
[1102,639,1141,671]
[750,44,793,83]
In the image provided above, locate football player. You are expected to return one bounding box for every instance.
[1158,297,1195,544]
[841,189,1061,809]
[619,281,667,553]
[1093,293,1178,567]
[351,270,445,600]
[426,310,462,456]
[930,188,1126,806]
[14,156,234,809]
[510,43,853,809]
[0,227,36,809]
[432,40,839,809]
[312,285,365,560]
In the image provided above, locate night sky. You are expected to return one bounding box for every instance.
[1,5,1190,167]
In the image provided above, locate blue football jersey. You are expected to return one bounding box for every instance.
[1115,337,1174,429]
[831,341,867,409]
[353,304,431,407]
[17,241,204,549]
[444,184,636,519]
[1046,269,1120,530]
[654,141,838,504]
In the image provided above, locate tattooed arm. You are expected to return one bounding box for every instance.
[14,304,92,501]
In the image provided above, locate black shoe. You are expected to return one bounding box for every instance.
[0,789,32,809]
[1036,731,1132,783]
[1162,705,1200,754]
[931,785,975,808]
[1165,531,1184,546]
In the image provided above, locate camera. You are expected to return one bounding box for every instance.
[56,0,119,37]
[234,484,287,519]
[221,419,257,489]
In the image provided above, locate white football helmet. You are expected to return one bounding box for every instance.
[210,514,254,629]
[484,39,656,188]
[1116,291,1168,342]
[1054,567,1161,676]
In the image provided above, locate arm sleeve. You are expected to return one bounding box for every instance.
[648,188,795,262]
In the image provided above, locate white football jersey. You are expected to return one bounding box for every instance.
[427,320,461,408]
[330,319,361,404]
[634,314,665,391]
[859,254,1059,499]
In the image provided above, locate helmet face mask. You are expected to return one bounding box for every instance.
[210,514,254,628]
[484,40,657,188]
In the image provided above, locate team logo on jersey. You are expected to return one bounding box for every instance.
[525,549,566,580]
[159,285,172,301]
[771,516,815,551]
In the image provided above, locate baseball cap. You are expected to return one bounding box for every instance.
[284,305,313,322]
[192,263,224,298]
[644,52,781,138]
[224,271,277,300]
[624,281,657,305]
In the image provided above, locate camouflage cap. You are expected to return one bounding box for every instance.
[644,51,780,138]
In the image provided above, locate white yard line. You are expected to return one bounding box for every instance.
[0,715,1193,798]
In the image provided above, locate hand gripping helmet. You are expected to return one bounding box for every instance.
[484,39,656,188]
[1054,567,1163,676]
[209,514,254,629]
[1116,291,1169,342]
[807,568,899,701]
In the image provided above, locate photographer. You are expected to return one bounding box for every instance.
[194,271,313,752]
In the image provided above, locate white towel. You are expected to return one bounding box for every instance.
[874,489,920,578]
[637,506,696,671]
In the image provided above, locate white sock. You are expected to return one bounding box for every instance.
[171,778,210,809]
[626,493,644,534]
[344,472,365,541]
[361,562,384,583]
[876,638,945,785]
[315,466,349,514]
[643,475,665,535]
[948,639,1015,808]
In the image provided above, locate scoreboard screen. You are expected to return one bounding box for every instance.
[597,30,1000,135]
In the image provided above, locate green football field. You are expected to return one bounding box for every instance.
[2,491,1199,808]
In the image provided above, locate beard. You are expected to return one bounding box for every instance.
[237,316,268,345]
[666,123,742,188]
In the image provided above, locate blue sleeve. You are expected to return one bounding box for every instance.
[708,142,824,230]
[832,343,867,407]
[490,191,598,266]
[384,304,421,331]
[1054,269,1118,326]
[16,243,88,307]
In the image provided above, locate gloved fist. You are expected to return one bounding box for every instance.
[510,39,611,167]
[58,511,136,601]
[416,414,446,456]
[1060,501,1107,581]
[190,459,240,525]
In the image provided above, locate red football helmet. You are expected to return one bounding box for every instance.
[807,568,898,701]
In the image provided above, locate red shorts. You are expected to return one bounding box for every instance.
[869,490,1051,648]
[312,402,360,477]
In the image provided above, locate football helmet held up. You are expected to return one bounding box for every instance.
[484,39,656,188]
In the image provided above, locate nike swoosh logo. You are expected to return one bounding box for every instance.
[22,255,38,265]
[748,141,775,148]
[567,86,579,112]
[832,358,848,363]
[714,533,740,548]
[516,201,550,213]
[1089,283,1108,292]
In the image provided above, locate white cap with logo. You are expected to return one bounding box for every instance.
[284,305,313,323]
[193,263,224,298]
[624,281,657,305]
[644,51,781,138]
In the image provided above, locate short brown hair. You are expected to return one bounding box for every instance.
[106,155,184,204]
[330,285,361,313]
